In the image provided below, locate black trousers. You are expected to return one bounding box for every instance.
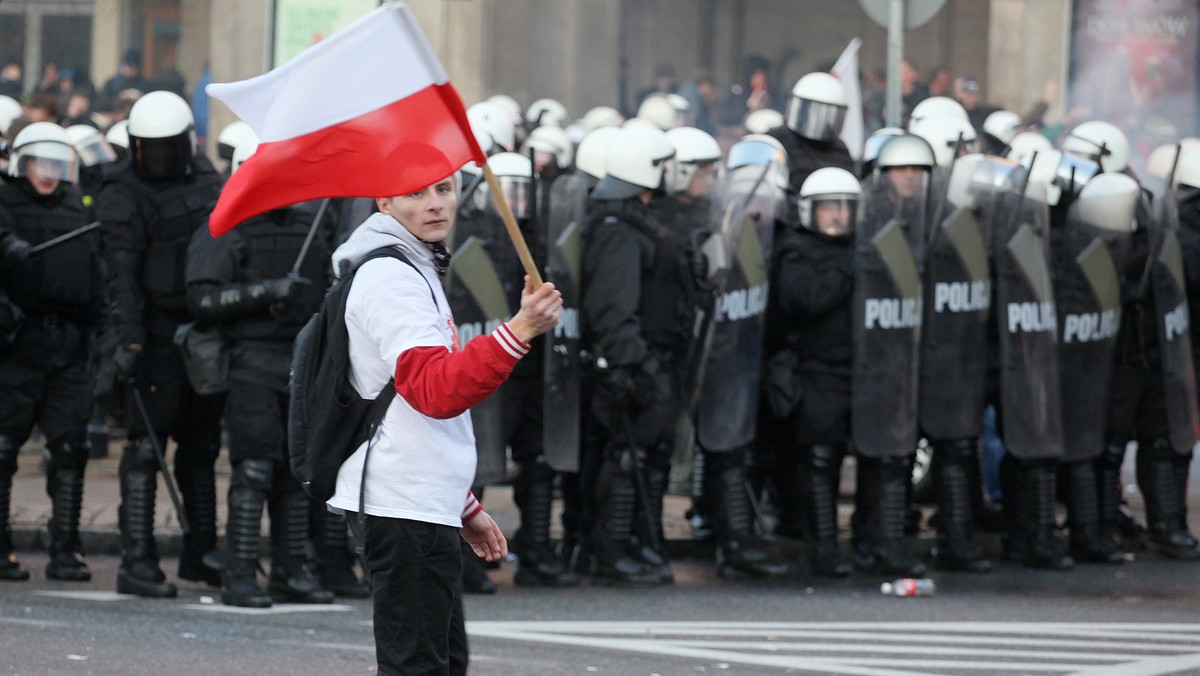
[364,516,468,676]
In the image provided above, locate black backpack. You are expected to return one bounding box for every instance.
[288,246,435,502]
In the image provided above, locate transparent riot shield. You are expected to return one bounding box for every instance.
[991,176,1065,460]
[1149,190,1200,454]
[852,168,927,457]
[542,172,589,472]
[445,209,513,485]
[918,155,996,440]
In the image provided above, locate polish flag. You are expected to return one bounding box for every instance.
[205,2,486,236]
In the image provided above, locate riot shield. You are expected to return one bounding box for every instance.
[852,169,927,457]
[542,172,589,472]
[446,209,513,485]
[1149,192,1200,453]
[991,179,1064,460]
[695,164,779,452]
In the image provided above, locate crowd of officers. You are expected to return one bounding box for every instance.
[1,69,1199,607]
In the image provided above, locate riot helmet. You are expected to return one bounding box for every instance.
[725,133,789,191]
[637,93,683,131]
[575,126,619,187]
[1070,172,1139,235]
[487,94,523,127]
[1006,131,1053,165]
[216,120,254,162]
[908,96,968,127]
[105,120,130,151]
[9,122,78,189]
[861,127,906,177]
[785,72,847,142]
[1176,146,1200,190]
[229,133,260,175]
[799,167,860,237]
[667,93,693,127]
[982,110,1022,153]
[1146,143,1179,181]
[0,95,22,136]
[127,91,195,179]
[65,124,117,168]
[663,126,721,196]
[525,98,569,129]
[485,152,534,219]
[468,101,516,155]
[591,125,674,201]
[874,133,934,202]
[1061,120,1128,173]
[910,115,978,168]
[522,124,574,172]
[744,108,784,134]
[582,105,624,132]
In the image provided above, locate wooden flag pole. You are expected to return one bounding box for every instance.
[482,163,544,287]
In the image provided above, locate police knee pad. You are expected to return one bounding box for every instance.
[48,442,89,472]
[1143,437,1176,462]
[519,458,556,485]
[808,444,842,472]
[125,438,161,472]
[232,459,275,492]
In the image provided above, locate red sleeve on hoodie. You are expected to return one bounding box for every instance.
[393,322,530,419]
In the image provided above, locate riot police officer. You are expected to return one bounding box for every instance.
[97,91,226,597]
[761,72,855,537]
[64,124,117,220]
[772,166,860,576]
[582,124,686,585]
[0,122,104,582]
[186,137,337,607]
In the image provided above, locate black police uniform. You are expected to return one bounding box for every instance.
[0,179,102,582]
[97,154,225,596]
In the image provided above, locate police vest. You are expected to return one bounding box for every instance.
[0,182,94,318]
[230,208,330,342]
[110,158,222,315]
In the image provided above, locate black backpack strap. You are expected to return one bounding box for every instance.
[349,245,439,551]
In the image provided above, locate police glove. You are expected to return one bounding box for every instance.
[113,344,142,382]
[0,234,32,267]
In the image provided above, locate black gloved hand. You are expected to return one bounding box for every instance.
[113,344,142,382]
[1,234,32,267]
[689,228,714,292]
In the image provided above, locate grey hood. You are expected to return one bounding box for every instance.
[331,211,435,279]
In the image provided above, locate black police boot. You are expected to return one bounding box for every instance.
[45,450,92,581]
[1172,452,1199,548]
[1137,439,1200,560]
[221,465,271,608]
[932,439,991,573]
[590,457,659,586]
[686,449,715,541]
[116,439,176,598]
[805,445,850,577]
[1064,460,1123,564]
[999,453,1028,562]
[313,507,371,598]
[1095,444,1130,546]
[268,483,334,603]
[177,462,223,587]
[851,456,882,570]
[714,457,788,578]
[512,464,581,587]
[870,456,926,576]
[0,437,29,582]
[632,463,673,585]
[1020,460,1073,570]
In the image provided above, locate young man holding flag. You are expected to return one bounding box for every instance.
[204,5,561,671]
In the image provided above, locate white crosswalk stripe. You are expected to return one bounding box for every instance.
[466,621,1200,675]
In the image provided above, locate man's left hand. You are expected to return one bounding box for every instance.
[461,510,508,562]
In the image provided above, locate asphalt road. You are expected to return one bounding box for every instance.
[3,545,1200,676]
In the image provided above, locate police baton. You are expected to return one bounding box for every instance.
[288,198,330,281]
[28,221,100,255]
[483,163,544,287]
[617,405,664,555]
[129,385,190,535]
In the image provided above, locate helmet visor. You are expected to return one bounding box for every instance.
[493,175,532,220]
[786,97,847,142]
[75,136,117,167]
[11,141,78,184]
[810,196,857,237]
[132,133,194,179]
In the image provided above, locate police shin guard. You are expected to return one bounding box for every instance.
[117,438,176,597]
[713,456,787,578]
[313,507,371,598]
[267,479,334,603]
[45,445,91,581]
[1064,460,1123,564]
[805,445,850,577]
[513,463,580,587]
[932,440,991,573]
[0,437,28,581]
[176,453,223,587]
[590,455,659,586]
[1019,460,1073,570]
[632,463,673,585]
[222,460,271,608]
[685,449,715,541]
[1137,440,1200,560]
[1095,444,1128,544]
[1172,452,1198,548]
[863,456,926,576]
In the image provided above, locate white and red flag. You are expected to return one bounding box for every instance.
[831,37,864,161]
[205,2,486,236]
